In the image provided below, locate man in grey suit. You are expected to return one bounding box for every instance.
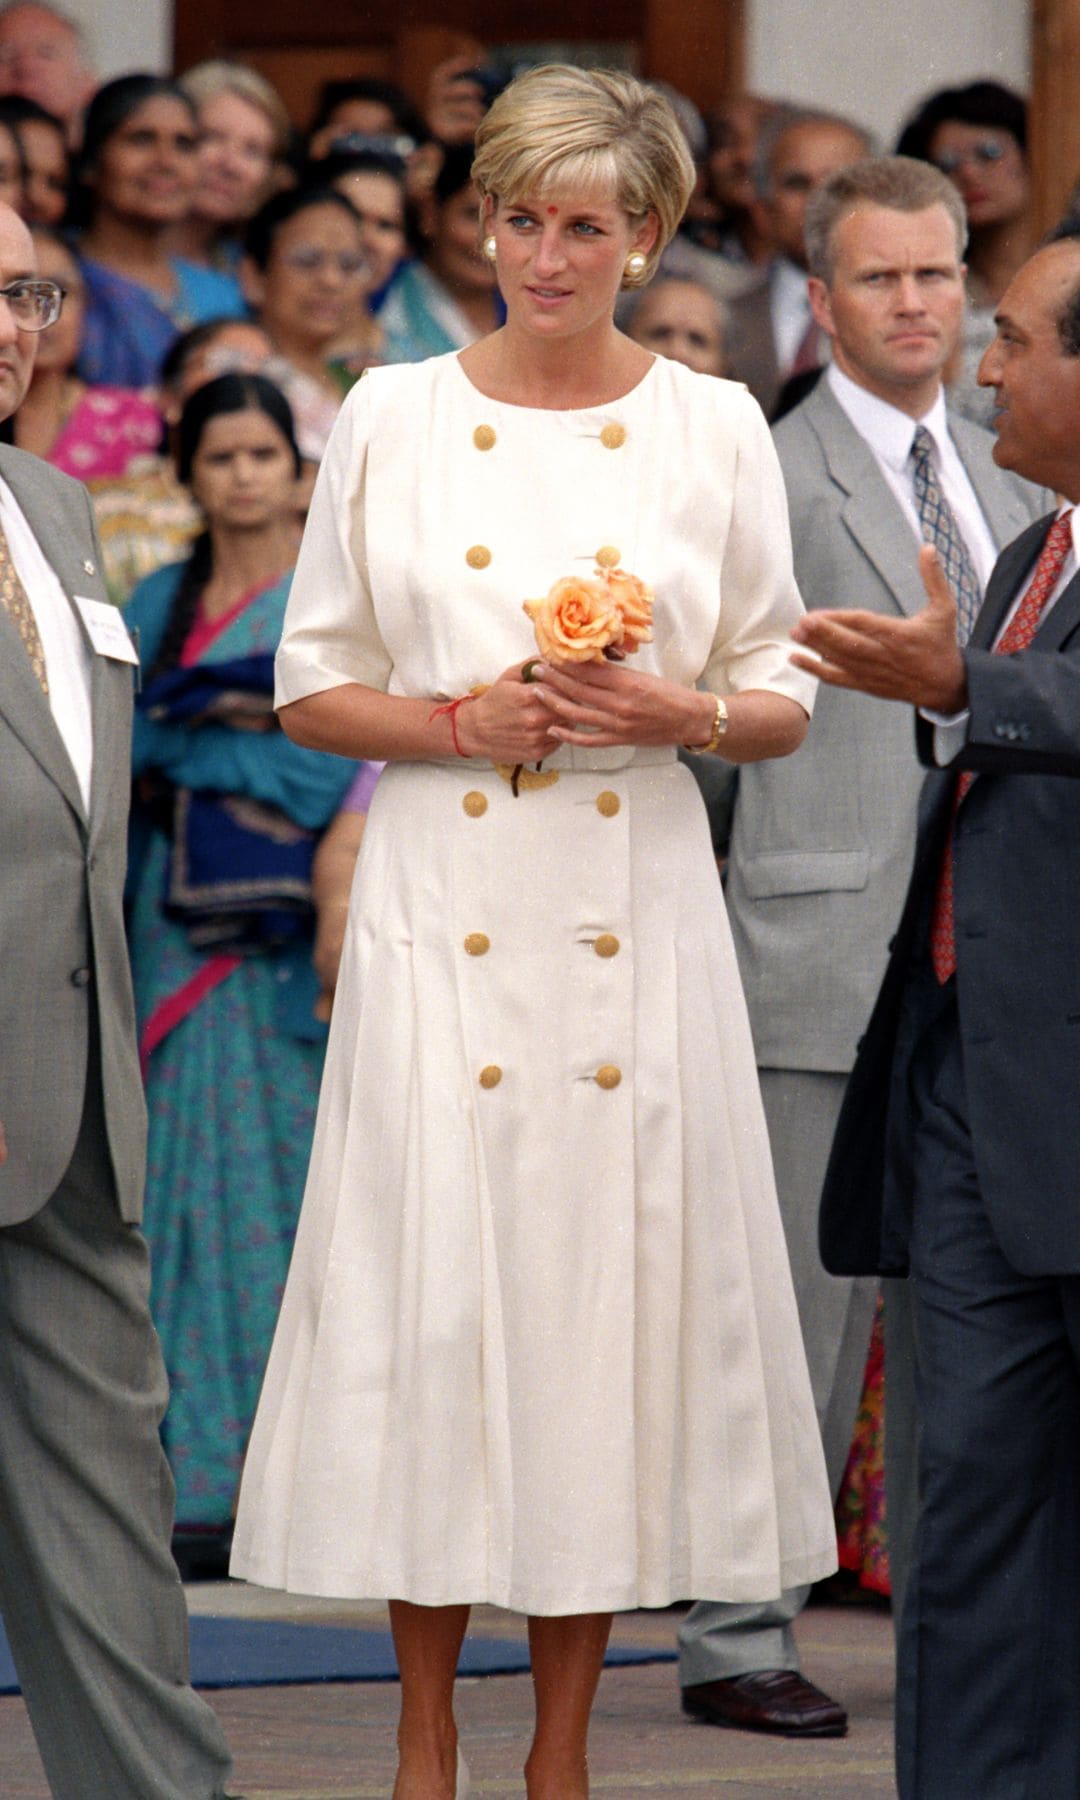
[0,205,235,1797]
[678,157,1048,1737]
[795,222,1080,1799]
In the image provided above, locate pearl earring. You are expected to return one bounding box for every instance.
[482,235,497,262]
[624,251,648,280]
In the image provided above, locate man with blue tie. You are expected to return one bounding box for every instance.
[792,224,1080,1797]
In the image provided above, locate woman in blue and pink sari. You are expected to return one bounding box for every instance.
[125,374,357,1567]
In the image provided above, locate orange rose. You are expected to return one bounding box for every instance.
[603,568,654,651]
[523,576,623,664]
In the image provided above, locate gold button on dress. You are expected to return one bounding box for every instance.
[596,790,621,817]
[473,425,496,451]
[466,545,492,569]
[594,934,620,958]
[478,1065,502,1089]
[600,423,626,449]
[464,933,490,956]
[594,1064,622,1089]
[463,791,488,817]
[595,544,620,568]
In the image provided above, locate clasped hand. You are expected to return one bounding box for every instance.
[456,658,700,759]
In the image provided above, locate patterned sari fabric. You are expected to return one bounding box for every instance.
[834,1292,890,1596]
[125,561,356,1529]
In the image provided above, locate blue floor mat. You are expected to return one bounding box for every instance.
[0,1613,676,1693]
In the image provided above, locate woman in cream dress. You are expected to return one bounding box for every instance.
[232,65,835,1800]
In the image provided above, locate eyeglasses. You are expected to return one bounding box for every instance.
[0,279,64,331]
[933,139,1008,176]
[277,246,368,278]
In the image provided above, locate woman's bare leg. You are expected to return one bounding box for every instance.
[525,1612,613,1799]
[388,1600,470,1799]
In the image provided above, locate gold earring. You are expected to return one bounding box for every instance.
[624,251,648,281]
[482,234,497,262]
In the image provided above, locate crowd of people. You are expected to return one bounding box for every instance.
[0,4,1077,1798]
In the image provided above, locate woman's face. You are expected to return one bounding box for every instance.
[0,119,24,212]
[248,201,368,354]
[29,231,83,374]
[194,89,276,227]
[91,94,199,228]
[188,405,297,529]
[488,187,657,343]
[426,180,496,296]
[19,116,67,224]
[929,121,1028,232]
[628,280,727,376]
[331,168,406,294]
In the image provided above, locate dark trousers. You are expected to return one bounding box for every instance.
[897,997,1080,1800]
[0,1028,232,1800]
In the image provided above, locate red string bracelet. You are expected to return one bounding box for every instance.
[429,695,474,757]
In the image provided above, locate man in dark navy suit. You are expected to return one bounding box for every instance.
[789,226,1080,1799]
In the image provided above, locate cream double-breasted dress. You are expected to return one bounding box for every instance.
[231,352,837,1614]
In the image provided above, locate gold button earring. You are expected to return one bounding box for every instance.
[624,251,648,282]
[483,235,497,262]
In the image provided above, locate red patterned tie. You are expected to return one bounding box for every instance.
[930,509,1074,983]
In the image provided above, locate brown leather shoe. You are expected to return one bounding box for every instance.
[681,1670,848,1737]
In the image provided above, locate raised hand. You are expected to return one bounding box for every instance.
[790,544,968,713]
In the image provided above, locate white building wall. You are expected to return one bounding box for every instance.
[67,0,173,82]
[747,0,1030,148]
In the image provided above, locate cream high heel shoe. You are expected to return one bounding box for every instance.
[456,1745,472,1798]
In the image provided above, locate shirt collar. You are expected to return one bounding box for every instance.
[826,362,949,473]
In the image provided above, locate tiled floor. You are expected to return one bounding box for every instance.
[0,1592,896,1797]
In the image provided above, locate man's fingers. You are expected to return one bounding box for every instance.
[918,543,959,616]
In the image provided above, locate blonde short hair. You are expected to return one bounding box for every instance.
[471,64,695,287]
[180,59,291,159]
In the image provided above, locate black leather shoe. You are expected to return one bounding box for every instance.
[681,1670,848,1737]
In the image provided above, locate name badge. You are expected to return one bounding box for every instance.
[74,595,140,665]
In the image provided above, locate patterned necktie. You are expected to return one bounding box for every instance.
[0,514,48,694]
[930,508,1075,984]
[910,424,982,647]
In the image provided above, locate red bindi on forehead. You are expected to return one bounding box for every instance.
[546,205,558,216]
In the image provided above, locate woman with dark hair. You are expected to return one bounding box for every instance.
[0,96,67,223]
[125,373,356,1559]
[897,80,1031,423]
[241,185,370,459]
[0,106,25,212]
[13,226,162,476]
[302,145,415,363]
[74,74,246,388]
[378,141,503,360]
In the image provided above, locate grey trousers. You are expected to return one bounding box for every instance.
[678,1068,878,1685]
[0,1046,232,1799]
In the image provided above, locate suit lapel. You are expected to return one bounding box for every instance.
[950,413,1046,556]
[805,385,928,619]
[970,513,1054,650]
[0,451,115,831]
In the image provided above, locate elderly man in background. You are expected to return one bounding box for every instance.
[722,105,873,415]
[0,1,94,142]
[677,154,1048,1743]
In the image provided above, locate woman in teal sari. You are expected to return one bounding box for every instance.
[125,374,356,1566]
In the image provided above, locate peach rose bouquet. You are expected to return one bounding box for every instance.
[506,564,654,792]
[523,565,653,665]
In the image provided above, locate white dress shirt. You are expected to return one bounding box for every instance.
[826,362,999,585]
[1,476,94,812]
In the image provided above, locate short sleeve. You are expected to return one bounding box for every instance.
[275,376,394,707]
[701,389,817,716]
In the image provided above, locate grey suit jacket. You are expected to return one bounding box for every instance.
[720,379,1050,1075]
[0,445,145,1226]
[820,512,1080,1277]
